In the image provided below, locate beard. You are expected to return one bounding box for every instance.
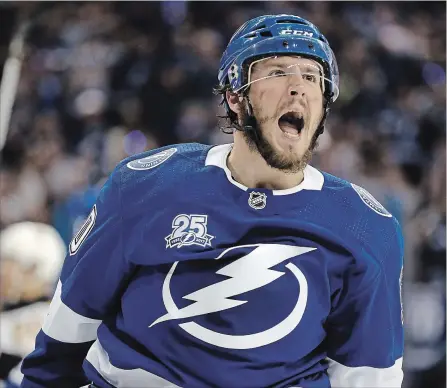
[239,102,319,174]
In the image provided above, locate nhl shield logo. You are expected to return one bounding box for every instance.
[248,192,267,210]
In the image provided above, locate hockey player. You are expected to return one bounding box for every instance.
[0,222,66,387]
[21,14,404,388]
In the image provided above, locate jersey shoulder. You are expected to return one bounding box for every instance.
[114,142,212,189]
[318,169,403,263]
[321,170,393,219]
[118,142,212,174]
[105,143,214,215]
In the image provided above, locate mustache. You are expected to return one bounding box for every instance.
[240,100,306,125]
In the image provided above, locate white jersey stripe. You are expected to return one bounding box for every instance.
[327,357,403,387]
[86,340,180,388]
[42,280,101,343]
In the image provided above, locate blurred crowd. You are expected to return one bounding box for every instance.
[0,2,445,388]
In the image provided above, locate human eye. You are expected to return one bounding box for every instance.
[303,74,317,83]
[268,69,287,77]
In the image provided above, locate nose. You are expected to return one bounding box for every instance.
[290,88,305,97]
[289,83,306,98]
[288,72,306,97]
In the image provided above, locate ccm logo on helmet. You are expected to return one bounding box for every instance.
[279,30,314,37]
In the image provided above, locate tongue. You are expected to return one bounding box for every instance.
[278,120,299,135]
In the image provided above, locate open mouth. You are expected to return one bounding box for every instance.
[278,111,305,137]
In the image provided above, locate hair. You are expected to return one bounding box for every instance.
[213,83,237,134]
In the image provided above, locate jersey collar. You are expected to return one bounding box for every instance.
[205,143,324,196]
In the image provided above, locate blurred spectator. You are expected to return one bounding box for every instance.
[0,222,66,384]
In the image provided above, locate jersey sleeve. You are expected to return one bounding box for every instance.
[20,165,134,388]
[325,216,404,388]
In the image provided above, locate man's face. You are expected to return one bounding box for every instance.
[241,55,325,172]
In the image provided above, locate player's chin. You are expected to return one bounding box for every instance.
[275,127,310,155]
[274,129,307,154]
[274,153,306,173]
[271,143,305,166]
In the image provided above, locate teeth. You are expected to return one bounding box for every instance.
[279,123,301,138]
[280,123,298,134]
[280,113,303,130]
[278,112,304,139]
[282,131,300,139]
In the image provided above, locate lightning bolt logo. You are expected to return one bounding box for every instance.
[149,244,316,349]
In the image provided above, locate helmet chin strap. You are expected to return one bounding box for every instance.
[315,98,331,138]
[241,95,259,138]
[230,94,261,143]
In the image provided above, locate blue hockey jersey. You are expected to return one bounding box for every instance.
[20,143,404,388]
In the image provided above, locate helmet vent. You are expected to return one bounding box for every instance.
[259,30,273,37]
[251,24,266,31]
[276,19,308,25]
[244,32,257,39]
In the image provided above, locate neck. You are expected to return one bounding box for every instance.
[227,135,305,190]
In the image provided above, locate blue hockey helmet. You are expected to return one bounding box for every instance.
[218,14,340,103]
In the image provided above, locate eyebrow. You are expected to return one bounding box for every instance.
[261,62,322,74]
[295,65,321,75]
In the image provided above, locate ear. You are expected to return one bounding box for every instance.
[225,90,244,116]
